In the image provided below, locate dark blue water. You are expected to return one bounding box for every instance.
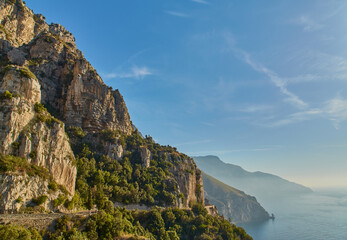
[240,189,347,240]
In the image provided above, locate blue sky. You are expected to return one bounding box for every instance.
[26,0,347,188]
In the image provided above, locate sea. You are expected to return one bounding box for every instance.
[239,188,347,240]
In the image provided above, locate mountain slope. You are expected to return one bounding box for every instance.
[0,0,204,211]
[0,1,255,239]
[194,155,312,203]
[203,172,270,223]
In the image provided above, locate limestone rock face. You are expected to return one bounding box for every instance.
[17,120,76,195]
[0,66,76,195]
[0,173,64,213]
[0,0,48,47]
[0,67,40,155]
[106,143,124,160]
[168,154,204,207]
[139,147,151,168]
[1,0,133,135]
[205,204,219,217]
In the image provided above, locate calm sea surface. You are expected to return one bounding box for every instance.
[239,189,347,240]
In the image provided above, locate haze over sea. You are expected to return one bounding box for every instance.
[240,188,347,240]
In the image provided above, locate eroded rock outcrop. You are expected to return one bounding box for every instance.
[0,66,76,195]
[0,173,64,213]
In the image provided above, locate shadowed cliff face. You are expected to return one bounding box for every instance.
[0,0,204,208]
[202,172,270,223]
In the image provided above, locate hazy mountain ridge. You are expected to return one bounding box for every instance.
[202,172,271,223]
[194,155,312,204]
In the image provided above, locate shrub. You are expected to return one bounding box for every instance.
[34,103,46,114]
[48,181,58,191]
[0,224,42,240]
[29,151,37,159]
[32,195,48,205]
[0,90,12,100]
[18,68,36,79]
[53,194,66,207]
[0,154,51,180]
[11,142,20,150]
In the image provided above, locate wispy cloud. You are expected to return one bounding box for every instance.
[234,48,308,109]
[104,66,152,80]
[325,96,347,129]
[164,11,190,18]
[294,15,324,32]
[222,33,308,109]
[191,0,210,5]
[264,96,347,129]
[239,104,273,113]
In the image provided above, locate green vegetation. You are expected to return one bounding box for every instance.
[0,224,42,240]
[32,195,48,205]
[29,151,37,159]
[52,194,67,207]
[11,142,20,150]
[67,129,192,208]
[66,126,86,139]
[18,67,36,79]
[41,206,252,239]
[0,154,50,180]
[48,181,58,191]
[5,0,17,5]
[34,103,63,128]
[34,103,46,114]
[28,58,42,67]
[0,90,13,100]
[0,23,12,40]
[15,197,22,203]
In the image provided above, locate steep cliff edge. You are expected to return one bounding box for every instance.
[0,65,76,195]
[203,172,270,223]
[0,0,204,209]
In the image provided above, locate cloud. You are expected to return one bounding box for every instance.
[164,11,190,18]
[294,16,324,32]
[221,32,308,109]
[235,49,308,109]
[325,96,347,129]
[104,66,152,80]
[240,104,273,113]
[191,0,210,5]
[263,96,347,129]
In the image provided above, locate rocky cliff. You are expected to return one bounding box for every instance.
[0,65,76,195]
[0,0,204,210]
[202,172,270,223]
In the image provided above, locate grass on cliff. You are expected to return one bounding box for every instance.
[0,154,50,180]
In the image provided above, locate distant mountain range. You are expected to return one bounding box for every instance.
[202,172,270,223]
[194,155,312,204]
